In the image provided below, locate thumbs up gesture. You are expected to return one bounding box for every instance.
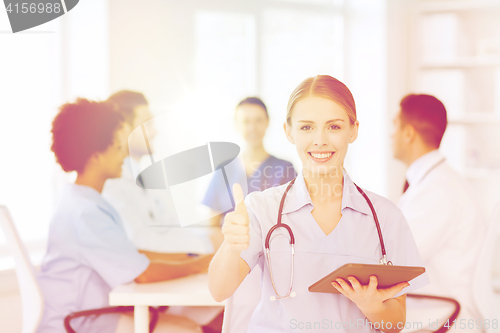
[222,183,250,253]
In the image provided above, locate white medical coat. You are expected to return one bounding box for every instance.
[102,157,213,253]
[398,150,487,333]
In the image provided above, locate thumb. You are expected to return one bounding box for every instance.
[232,183,247,216]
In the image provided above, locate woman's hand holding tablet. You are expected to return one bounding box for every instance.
[309,263,425,314]
[333,275,409,314]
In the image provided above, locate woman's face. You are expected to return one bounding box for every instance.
[284,96,358,176]
[235,104,269,146]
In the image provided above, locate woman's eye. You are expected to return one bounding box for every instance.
[329,125,340,130]
[300,125,311,130]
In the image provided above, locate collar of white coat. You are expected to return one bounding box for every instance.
[406,149,444,187]
[280,168,372,216]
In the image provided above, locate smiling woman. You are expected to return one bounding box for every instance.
[283,76,358,181]
[208,75,429,333]
[285,97,357,176]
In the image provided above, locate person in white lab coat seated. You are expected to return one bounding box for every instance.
[103,90,214,254]
[38,98,213,333]
[391,94,487,332]
[102,91,223,332]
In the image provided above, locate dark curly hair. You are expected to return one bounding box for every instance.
[51,98,124,173]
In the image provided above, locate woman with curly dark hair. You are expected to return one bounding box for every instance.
[38,98,211,333]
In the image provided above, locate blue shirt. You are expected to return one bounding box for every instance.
[240,169,429,333]
[202,155,296,214]
[37,184,150,333]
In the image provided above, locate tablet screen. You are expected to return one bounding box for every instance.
[308,263,425,294]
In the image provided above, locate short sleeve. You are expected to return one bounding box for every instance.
[384,207,430,297]
[239,194,263,271]
[77,206,150,288]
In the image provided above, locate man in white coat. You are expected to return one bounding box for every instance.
[391,94,486,332]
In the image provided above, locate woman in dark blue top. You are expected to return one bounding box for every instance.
[202,97,296,217]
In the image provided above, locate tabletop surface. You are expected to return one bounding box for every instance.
[109,273,225,306]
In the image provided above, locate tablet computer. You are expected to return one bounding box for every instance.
[308,263,425,294]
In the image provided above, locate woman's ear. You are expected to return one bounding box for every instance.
[92,151,103,165]
[348,120,359,144]
[283,122,295,144]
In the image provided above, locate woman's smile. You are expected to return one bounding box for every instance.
[284,96,359,175]
[308,151,335,163]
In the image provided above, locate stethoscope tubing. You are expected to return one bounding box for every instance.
[265,176,392,300]
[352,183,390,264]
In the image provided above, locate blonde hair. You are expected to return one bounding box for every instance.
[286,75,357,125]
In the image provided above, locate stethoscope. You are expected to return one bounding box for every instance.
[265,177,392,301]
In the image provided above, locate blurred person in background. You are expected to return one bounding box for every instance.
[103,90,213,254]
[202,97,297,224]
[392,94,486,332]
[103,90,223,333]
[201,97,297,331]
[38,98,212,333]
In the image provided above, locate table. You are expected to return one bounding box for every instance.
[109,273,225,333]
